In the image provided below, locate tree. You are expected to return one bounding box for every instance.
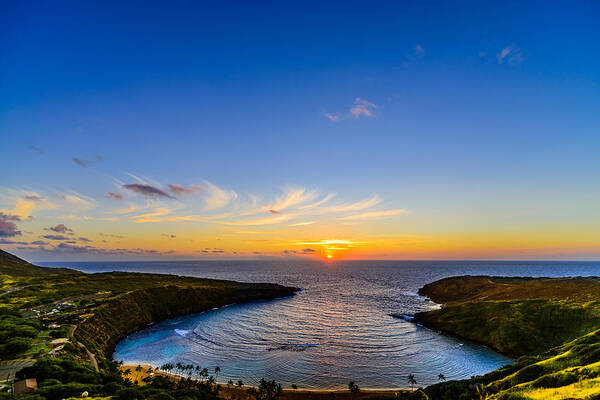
[437,374,446,381]
[201,368,209,382]
[247,378,282,400]
[237,380,244,388]
[408,374,417,390]
[348,381,360,400]
[291,384,298,390]
[160,363,174,373]
[135,365,143,382]
[227,380,234,387]
[214,366,221,381]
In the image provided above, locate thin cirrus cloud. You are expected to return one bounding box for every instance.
[73,154,104,167]
[129,208,171,221]
[123,183,175,199]
[203,181,237,211]
[42,234,71,240]
[108,184,402,227]
[167,183,204,196]
[266,187,317,213]
[338,209,406,220]
[44,224,73,234]
[289,221,316,226]
[107,192,123,200]
[28,145,44,154]
[59,193,96,210]
[298,193,336,210]
[497,44,523,65]
[414,44,425,57]
[324,98,378,122]
[324,195,381,213]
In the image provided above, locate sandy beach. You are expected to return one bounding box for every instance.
[121,364,410,400]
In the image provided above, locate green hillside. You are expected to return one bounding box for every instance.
[0,248,297,400]
[416,276,600,399]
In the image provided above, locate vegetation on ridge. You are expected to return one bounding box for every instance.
[414,276,600,399]
[0,249,297,400]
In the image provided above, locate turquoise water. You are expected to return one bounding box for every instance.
[45,260,600,389]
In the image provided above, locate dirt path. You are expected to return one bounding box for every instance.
[68,324,99,372]
[0,286,23,297]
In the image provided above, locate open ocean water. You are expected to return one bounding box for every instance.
[43,260,600,389]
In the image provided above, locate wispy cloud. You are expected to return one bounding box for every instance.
[269,187,317,212]
[288,221,316,226]
[129,208,171,220]
[324,98,378,122]
[28,145,44,154]
[59,193,96,210]
[203,181,237,211]
[338,209,406,220]
[0,190,56,219]
[45,224,73,234]
[23,195,43,202]
[325,195,381,213]
[497,44,523,65]
[73,154,104,167]
[350,98,377,118]
[215,214,293,226]
[123,183,175,199]
[167,184,204,196]
[283,248,317,256]
[298,193,336,210]
[414,44,425,57]
[107,191,124,200]
[42,234,71,241]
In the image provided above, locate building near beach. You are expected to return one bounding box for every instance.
[13,378,37,395]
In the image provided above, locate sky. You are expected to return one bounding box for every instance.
[1,1,599,261]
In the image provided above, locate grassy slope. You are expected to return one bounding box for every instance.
[416,276,600,400]
[0,249,297,364]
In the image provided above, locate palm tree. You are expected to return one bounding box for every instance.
[207,376,216,388]
[348,381,360,400]
[407,374,417,390]
[214,366,221,382]
[123,368,131,378]
[438,374,446,381]
[135,365,143,382]
[237,380,244,388]
[227,379,234,387]
[201,368,209,382]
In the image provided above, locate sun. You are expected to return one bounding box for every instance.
[326,254,333,259]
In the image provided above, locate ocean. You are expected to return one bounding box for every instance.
[42,259,600,389]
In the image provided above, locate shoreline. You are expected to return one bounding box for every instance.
[109,293,300,360]
[120,364,413,399]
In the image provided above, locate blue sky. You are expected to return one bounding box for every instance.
[1,1,599,260]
